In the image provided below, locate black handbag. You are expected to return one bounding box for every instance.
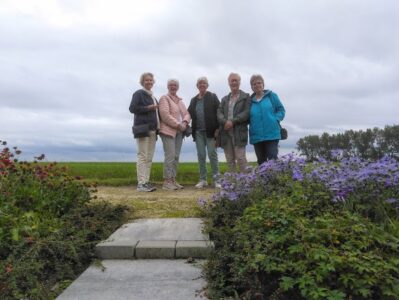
[132,124,150,138]
[268,93,287,140]
[279,123,288,140]
[183,125,192,137]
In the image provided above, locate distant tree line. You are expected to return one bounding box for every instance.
[296,124,399,161]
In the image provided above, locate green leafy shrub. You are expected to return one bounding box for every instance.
[1,143,91,256]
[1,202,129,299]
[230,197,399,299]
[0,142,129,299]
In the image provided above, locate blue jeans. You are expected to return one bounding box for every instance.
[195,130,220,182]
[254,140,279,165]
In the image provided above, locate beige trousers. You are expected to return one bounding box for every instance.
[136,131,157,185]
[223,133,247,173]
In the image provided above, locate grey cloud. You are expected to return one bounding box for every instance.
[1,0,398,161]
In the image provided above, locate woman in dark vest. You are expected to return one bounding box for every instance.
[188,77,221,189]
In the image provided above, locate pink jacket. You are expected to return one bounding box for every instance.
[159,94,191,138]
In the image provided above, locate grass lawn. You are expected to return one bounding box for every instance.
[58,162,229,186]
[53,162,223,218]
[93,185,216,219]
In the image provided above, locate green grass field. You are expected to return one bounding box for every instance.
[57,162,229,186]
[50,162,231,219]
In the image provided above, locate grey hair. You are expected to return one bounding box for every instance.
[139,72,155,87]
[196,76,209,86]
[228,72,241,81]
[167,78,179,86]
[250,74,264,86]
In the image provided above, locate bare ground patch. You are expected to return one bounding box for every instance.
[92,185,216,219]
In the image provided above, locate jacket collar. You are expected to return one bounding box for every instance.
[142,88,153,96]
[228,90,247,102]
[167,93,182,103]
[196,91,212,100]
[251,90,272,102]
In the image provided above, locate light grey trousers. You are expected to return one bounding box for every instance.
[160,132,183,179]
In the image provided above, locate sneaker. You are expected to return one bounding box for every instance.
[173,180,184,189]
[145,182,156,191]
[147,182,156,189]
[163,180,178,190]
[137,183,155,192]
[214,182,222,189]
[137,184,153,192]
[195,180,208,189]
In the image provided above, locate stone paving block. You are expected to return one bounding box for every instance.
[176,240,214,258]
[56,259,206,300]
[95,240,137,259]
[135,240,176,259]
[95,218,211,260]
[105,218,209,241]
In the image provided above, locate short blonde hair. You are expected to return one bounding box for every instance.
[139,72,155,87]
[196,76,209,86]
[250,74,264,86]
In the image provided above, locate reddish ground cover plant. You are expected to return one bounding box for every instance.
[0,141,129,299]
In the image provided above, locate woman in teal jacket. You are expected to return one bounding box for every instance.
[249,74,285,165]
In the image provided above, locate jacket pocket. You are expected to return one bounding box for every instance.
[236,126,248,145]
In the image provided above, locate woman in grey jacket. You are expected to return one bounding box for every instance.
[217,73,251,173]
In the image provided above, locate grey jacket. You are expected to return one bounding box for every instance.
[217,90,251,148]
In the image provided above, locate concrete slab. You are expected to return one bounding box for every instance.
[56,259,206,300]
[95,240,137,259]
[176,241,214,258]
[105,218,208,241]
[95,218,212,259]
[135,240,176,259]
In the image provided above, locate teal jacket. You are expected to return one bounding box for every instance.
[249,90,285,144]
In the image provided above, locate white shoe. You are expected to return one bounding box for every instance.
[173,180,184,189]
[162,180,178,190]
[195,180,208,189]
[214,182,222,189]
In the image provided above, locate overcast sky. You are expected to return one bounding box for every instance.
[1,0,398,162]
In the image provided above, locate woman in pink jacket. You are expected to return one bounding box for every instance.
[159,79,191,190]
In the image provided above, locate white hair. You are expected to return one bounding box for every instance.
[167,78,179,86]
[196,76,209,86]
[228,72,241,81]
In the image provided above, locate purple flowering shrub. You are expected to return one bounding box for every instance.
[303,154,399,227]
[203,152,399,299]
[207,152,399,229]
[204,155,304,232]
